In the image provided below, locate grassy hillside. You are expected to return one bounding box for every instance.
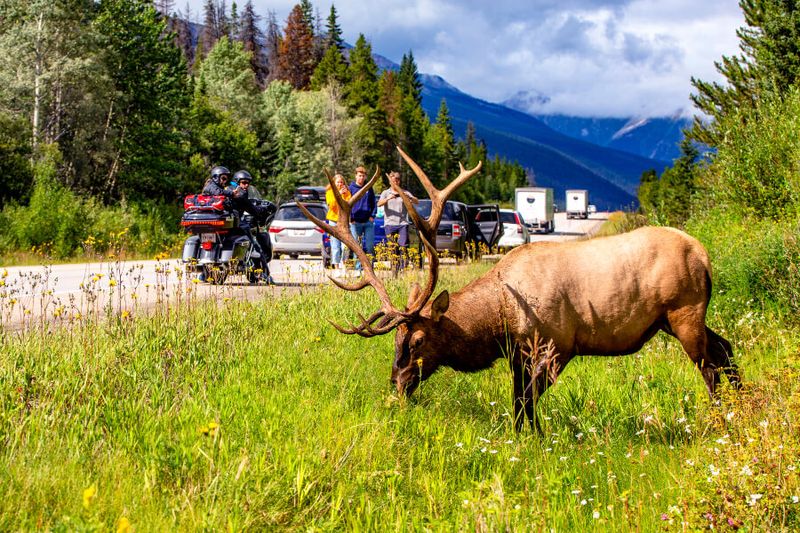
[1,258,798,530]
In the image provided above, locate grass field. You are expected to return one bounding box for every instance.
[1,260,799,531]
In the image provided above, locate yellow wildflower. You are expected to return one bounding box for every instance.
[116,516,131,533]
[109,279,117,287]
[82,483,97,509]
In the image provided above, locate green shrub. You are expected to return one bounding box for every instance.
[688,210,800,321]
[699,88,800,219]
[0,149,184,260]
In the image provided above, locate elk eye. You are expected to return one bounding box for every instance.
[409,332,425,351]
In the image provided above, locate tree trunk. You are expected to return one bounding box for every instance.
[32,11,45,155]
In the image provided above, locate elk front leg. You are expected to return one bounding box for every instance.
[523,350,570,433]
[511,354,535,432]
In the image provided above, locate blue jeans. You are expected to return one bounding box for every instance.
[327,220,344,266]
[350,220,374,270]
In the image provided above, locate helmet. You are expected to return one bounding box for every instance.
[234,170,252,184]
[210,165,231,184]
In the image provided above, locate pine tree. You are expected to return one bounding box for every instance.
[93,0,189,201]
[345,34,378,111]
[324,4,343,50]
[237,0,267,87]
[217,0,230,39]
[174,15,195,70]
[264,10,281,83]
[398,51,423,104]
[229,0,239,38]
[310,43,349,90]
[690,0,800,145]
[299,0,314,31]
[426,99,457,188]
[200,0,220,57]
[276,4,315,89]
[311,8,347,90]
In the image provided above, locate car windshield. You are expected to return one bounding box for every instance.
[416,200,460,220]
[500,211,518,224]
[275,204,326,221]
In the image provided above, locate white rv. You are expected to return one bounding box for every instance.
[565,189,589,219]
[515,187,554,233]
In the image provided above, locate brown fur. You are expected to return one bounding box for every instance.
[390,226,741,431]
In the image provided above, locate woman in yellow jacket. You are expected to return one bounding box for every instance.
[326,173,352,268]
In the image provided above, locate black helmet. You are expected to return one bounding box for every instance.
[210,165,231,184]
[234,170,252,184]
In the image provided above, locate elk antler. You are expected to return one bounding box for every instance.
[296,167,410,337]
[392,146,482,314]
[298,149,482,337]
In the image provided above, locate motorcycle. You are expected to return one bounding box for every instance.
[180,194,275,284]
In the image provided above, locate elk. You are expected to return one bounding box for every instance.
[298,147,741,431]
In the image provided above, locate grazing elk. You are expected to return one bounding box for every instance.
[298,147,741,431]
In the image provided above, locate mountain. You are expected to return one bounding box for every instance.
[418,74,668,211]
[503,91,691,162]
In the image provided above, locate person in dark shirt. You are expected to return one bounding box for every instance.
[348,166,376,270]
[231,170,276,284]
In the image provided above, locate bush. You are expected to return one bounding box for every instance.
[0,151,184,260]
[699,88,800,219]
[688,210,800,322]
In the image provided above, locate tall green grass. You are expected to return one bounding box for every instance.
[1,262,798,530]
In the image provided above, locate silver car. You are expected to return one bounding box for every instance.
[269,202,331,265]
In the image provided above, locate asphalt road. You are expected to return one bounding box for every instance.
[0,212,606,329]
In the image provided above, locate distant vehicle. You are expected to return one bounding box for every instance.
[565,189,589,219]
[515,187,554,233]
[476,208,528,252]
[269,201,331,266]
[415,199,482,259]
[294,185,327,202]
[588,204,597,214]
[466,204,503,252]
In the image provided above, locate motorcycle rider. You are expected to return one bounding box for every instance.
[202,165,234,196]
[231,170,276,284]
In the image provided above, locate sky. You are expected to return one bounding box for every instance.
[179,0,745,118]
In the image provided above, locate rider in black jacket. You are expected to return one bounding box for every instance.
[231,170,276,284]
[202,166,234,197]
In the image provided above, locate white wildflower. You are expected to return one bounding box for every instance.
[748,494,763,506]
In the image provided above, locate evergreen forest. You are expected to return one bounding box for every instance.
[0,0,527,260]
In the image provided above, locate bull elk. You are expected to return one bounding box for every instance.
[298,147,741,431]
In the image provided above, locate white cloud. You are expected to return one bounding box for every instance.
[182,0,744,117]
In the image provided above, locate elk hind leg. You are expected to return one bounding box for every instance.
[667,309,720,398]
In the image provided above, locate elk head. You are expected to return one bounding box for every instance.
[297,147,482,396]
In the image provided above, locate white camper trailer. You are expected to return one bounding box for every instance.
[515,187,554,233]
[565,189,589,219]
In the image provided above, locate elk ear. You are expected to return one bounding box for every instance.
[430,290,449,322]
[406,283,422,310]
